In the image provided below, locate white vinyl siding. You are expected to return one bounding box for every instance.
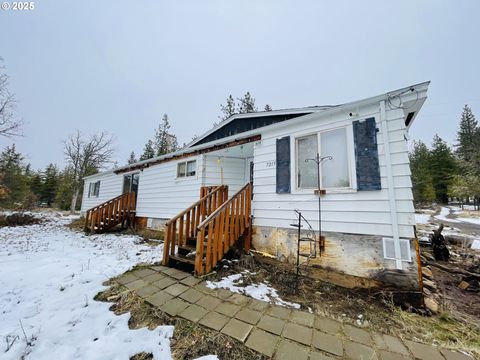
[202,155,247,196]
[81,173,123,213]
[251,105,415,239]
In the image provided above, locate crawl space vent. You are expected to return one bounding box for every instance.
[382,238,412,262]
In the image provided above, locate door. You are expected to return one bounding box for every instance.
[123,173,140,203]
[244,157,254,184]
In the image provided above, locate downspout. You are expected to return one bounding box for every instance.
[380,100,403,270]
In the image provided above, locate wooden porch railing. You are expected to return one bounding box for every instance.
[195,182,252,275]
[162,185,229,266]
[84,192,136,233]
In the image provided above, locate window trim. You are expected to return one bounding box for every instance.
[89,180,100,198]
[293,125,356,193]
[176,159,197,179]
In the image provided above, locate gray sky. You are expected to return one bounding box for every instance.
[1,0,479,170]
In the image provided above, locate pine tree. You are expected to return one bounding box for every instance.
[128,151,137,164]
[264,104,272,111]
[29,172,43,201]
[409,140,435,204]
[456,105,478,163]
[41,163,59,206]
[140,140,155,161]
[238,92,257,114]
[0,144,28,207]
[55,166,75,211]
[429,135,457,203]
[154,114,178,156]
[219,95,237,122]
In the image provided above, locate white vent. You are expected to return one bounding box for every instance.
[382,238,412,262]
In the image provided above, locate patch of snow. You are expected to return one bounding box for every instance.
[0,212,174,359]
[414,214,431,224]
[434,207,461,223]
[456,217,480,225]
[194,356,219,360]
[472,240,480,250]
[206,271,301,309]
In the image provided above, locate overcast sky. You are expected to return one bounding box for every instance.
[1,0,479,170]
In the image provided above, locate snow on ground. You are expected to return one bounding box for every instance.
[206,271,301,309]
[456,217,480,225]
[434,207,461,223]
[414,213,431,224]
[0,212,174,359]
[472,240,480,250]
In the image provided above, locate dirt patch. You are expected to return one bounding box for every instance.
[66,216,86,231]
[0,213,41,227]
[95,280,266,360]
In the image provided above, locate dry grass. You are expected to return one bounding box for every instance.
[95,280,266,360]
[66,216,86,231]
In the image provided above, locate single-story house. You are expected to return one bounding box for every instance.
[81,81,429,289]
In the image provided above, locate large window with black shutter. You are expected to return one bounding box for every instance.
[353,117,381,190]
[276,136,291,193]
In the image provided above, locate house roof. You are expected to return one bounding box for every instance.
[84,81,430,179]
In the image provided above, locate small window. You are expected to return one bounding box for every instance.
[296,135,318,189]
[89,181,100,197]
[177,160,196,178]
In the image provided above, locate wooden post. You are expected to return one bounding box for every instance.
[178,216,184,247]
[163,224,171,265]
[195,227,205,275]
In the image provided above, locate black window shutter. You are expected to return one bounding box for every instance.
[353,117,381,190]
[276,136,291,193]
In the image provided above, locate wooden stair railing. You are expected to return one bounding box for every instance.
[195,183,252,275]
[84,192,136,233]
[162,185,229,267]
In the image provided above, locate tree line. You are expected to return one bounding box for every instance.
[410,105,480,208]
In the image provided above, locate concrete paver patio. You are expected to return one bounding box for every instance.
[117,266,473,360]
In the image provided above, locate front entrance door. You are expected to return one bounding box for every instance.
[123,173,139,202]
[244,157,254,184]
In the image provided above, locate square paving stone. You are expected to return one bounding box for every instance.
[314,317,342,335]
[312,330,344,357]
[199,311,230,331]
[343,324,372,345]
[153,277,177,290]
[169,270,191,280]
[150,265,170,272]
[142,272,166,284]
[378,350,409,360]
[248,299,269,312]
[283,322,313,346]
[309,351,336,360]
[146,291,174,307]
[440,348,474,360]
[221,318,253,342]
[290,309,315,327]
[372,332,387,349]
[135,285,160,298]
[116,273,139,285]
[267,306,291,320]
[405,341,444,360]
[274,339,309,360]
[245,328,279,358]
[196,295,222,311]
[216,288,233,300]
[194,283,214,294]
[257,315,286,335]
[133,268,157,278]
[235,308,262,325]
[161,298,189,316]
[125,279,148,291]
[216,301,241,316]
[179,288,203,303]
[383,334,409,356]
[162,267,183,276]
[228,293,250,306]
[179,304,209,323]
[180,276,202,286]
[164,283,189,297]
[344,341,378,360]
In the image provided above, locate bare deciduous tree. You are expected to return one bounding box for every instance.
[0,58,23,137]
[64,130,114,213]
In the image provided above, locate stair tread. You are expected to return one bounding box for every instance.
[170,254,205,265]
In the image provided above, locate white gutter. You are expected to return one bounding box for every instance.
[380,100,403,270]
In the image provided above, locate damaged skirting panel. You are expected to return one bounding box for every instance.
[251,225,420,290]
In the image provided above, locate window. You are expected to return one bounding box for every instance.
[296,127,352,190]
[88,181,100,197]
[123,173,139,194]
[177,160,196,178]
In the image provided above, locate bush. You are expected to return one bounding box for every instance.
[0,213,41,227]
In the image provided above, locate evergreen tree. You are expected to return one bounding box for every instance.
[29,172,43,200]
[154,114,178,156]
[264,104,273,111]
[55,166,75,211]
[41,163,59,206]
[140,139,155,160]
[219,95,237,122]
[456,105,478,164]
[429,135,457,203]
[409,140,435,204]
[127,151,137,164]
[237,92,257,114]
[0,144,28,207]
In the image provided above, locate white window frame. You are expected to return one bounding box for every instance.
[293,125,357,193]
[176,159,197,179]
[89,180,100,198]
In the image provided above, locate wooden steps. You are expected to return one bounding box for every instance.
[163,183,252,276]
